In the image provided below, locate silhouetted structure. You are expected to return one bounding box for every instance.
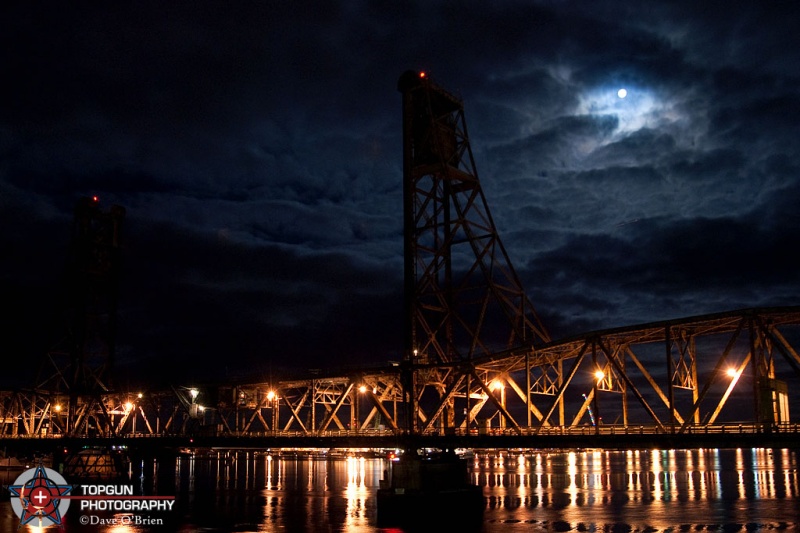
[0,75,799,446]
[36,196,125,436]
[398,70,550,433]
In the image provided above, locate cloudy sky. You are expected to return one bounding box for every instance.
[2,2,798,389]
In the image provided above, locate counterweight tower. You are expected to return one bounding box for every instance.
[398,70,550,432]
[36,196,125,435]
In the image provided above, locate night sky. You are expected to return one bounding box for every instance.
[2,2,799,390]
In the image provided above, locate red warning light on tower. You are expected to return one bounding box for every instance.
[419,71,426,79]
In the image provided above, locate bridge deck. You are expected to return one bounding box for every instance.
[2,424,799,456]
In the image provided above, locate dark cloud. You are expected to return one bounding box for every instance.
[2,1,798,388]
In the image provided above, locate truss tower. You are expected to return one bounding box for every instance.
[36,196,125,435]
[397,70,550,432]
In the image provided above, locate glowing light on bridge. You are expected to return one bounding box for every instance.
[490,381,505,391]
[726,367,743,390]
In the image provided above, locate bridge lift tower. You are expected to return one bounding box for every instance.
[397,71,551,434]
[35,196,126,436]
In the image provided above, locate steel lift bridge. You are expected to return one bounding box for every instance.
[3,72,800,450]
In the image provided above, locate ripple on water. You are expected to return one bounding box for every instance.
[484,520,799,532]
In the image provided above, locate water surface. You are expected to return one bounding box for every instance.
[1,447,797,532]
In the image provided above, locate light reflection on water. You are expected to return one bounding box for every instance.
[478,448,799,531]
[1,447,798,532]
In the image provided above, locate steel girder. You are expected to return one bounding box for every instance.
[202,308,800,438]
[1,307,799,438]
[218,307,800,436]
[464,307,800,434]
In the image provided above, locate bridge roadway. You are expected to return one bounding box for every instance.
[3,424,799,458]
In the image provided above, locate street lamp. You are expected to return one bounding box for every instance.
[592,369,605,429]
[264,390,279,432]
[52,403,63,436]
[490,380,506,429]
[189,388,201,418]
[124,399,139,434]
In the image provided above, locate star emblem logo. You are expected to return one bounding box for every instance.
[8,465,73,528]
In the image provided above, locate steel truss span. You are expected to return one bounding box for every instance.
[1,307,799,442]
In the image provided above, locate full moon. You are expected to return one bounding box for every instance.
[617,88,628,98]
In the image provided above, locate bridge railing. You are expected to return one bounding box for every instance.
[462,422,800,437]
[2,423,798,440]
